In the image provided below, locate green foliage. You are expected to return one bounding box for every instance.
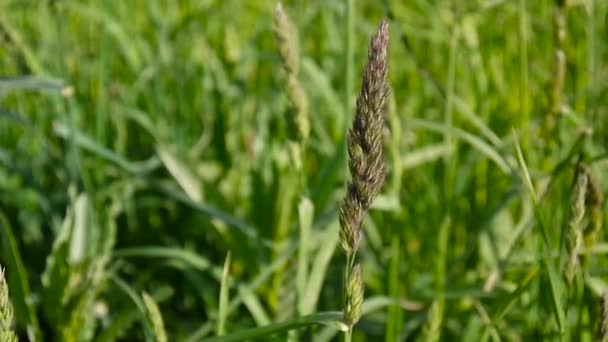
[1,0,608,341]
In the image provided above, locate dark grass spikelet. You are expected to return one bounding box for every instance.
[584,166,604,247]
[339,21,390,256]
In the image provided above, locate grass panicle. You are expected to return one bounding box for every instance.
[274,2,310,170]
[142,292,168,342]
[601,293,608,342]
[343,263,363,327]
[339,20,389,340]
[339,20,389,257]
[422,301,441,342]
[544,0,568,140]
[0,267,17,342]
[584,166,604,247]
[564,165,588,286]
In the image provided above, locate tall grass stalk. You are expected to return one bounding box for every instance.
[518,0,530,147]
[544,0,568,144]
[272,3,310,320]
[338,21,389,341]
[274,2,310,171]
[344,0,355,130]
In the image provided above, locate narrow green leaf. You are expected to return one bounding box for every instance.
[217,252,231,336]
[301,222,339,315]
[156,145,202,202]
[185,243,298,341]
[203,311,347,342]
[402,143,456,170]
[409,118,512,174]
[493,266,540,322]
[69,194,89,265]
[0,76,71,95]
[297,197,314,316]
[111,275,155,342]
[54,122,161,174]
[513,130,566,333]
[113,247,212,273]
[142,292,168,342]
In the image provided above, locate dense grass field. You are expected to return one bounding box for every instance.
[1,0,608,341]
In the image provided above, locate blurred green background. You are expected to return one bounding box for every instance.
[1,0,608,340]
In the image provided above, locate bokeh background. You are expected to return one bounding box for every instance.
[1,0,608,340]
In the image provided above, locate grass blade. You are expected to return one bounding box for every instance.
[297,197,313,316]
[156,145,202,202]
[142,292,168,342]
[203,311,347,342]
[111,275,155,342]
[409,118,512,174]
[301,222,340,315]
[217,252,231,336]
[113,247,212,273]
[53,122,161,174]
[513,130,566,333]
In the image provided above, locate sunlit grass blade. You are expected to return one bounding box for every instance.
[401,143,456,170]
[513,129,566,333]
[142,292,168,342]
[0,16,43,74]
[0,76,72,95]
[217,252,231,336]
[53,122,161,174]
[156,145,202,202]
[297,197,313,316]
[409,118,513,174]
[185,243,298,341]
[203,311,347,342]
[301,222,339,315]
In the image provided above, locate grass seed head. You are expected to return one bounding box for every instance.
[564,167,588,285]
[339,21,389,256]
[584,166,604,246]
[273,2,309,143]
[343,263,364,327]
[0,267,17,342]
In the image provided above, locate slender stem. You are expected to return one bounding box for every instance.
[344,328,353,342]
[344,0,355,133]
[343,253,353,342]
[518,0,529,147]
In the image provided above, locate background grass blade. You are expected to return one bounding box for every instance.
[203,311,347,342]
[217,252,231,336]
